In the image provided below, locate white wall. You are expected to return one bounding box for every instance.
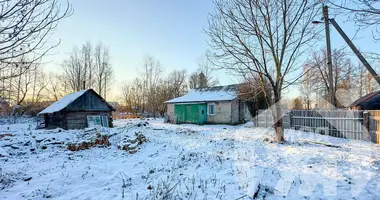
[166,103,175,123]
[207,101,233,124]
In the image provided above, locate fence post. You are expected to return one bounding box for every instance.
[289,111,293,129]
[363,111,371,142]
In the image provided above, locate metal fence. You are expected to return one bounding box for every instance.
[256,109,379,143]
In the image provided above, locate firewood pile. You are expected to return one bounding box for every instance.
[0,133,13,139]
[67,132,110,151]
[118,131,148,154]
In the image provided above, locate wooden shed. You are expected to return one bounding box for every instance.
[350,90,380,110]
[37,89,115,129]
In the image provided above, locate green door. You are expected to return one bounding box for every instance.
[199,104,207,125]
[175,104,185,123]
[184,104,199,124]
[175,104,204,124]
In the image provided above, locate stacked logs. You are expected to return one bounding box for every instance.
[118,132,147,154]
[67,133,110,151]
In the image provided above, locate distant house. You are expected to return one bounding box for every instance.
[108,101,120,110]
[38,89,115,129]
[350,90,380,110]
[165,85,252,125]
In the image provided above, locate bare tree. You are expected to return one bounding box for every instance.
[62,47,84,92]
[121,65,188,117]
[46,72,68,101]
[81,42,95,89]
[62,42,113,98]
[197,56,219,87]
[0,56,39,106]
[206,0,320,142]
[189,57,219,89]
[166,69,188,98]
[328,0,380,40]
[15,64,34,105]
[292,97,303,110]
[299,69,313,110]
[121,83,134,113]
[140,55,163,116]
[238,76,269,117]
[31,66,48,102]
[306,49,358,108]
[0,0,72,65]
[188,72,199,89]
[94,42,112,98]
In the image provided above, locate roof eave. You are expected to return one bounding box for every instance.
[166,98,237,104]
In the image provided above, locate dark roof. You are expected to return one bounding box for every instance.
[350,90,380,107]
[38,89,115,115]
[108,101,120,108]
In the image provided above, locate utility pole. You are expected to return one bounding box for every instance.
[329,18,380,86]
[323,5,335,109]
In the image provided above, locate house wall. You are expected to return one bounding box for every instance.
[207,101,233,124]
[66,111,112,130]
[167,103,175,123]
[167,100,244,125]
[239,100,245,121]
[45,111,112,130]
[231,99,240,124]
[46,112,67,129]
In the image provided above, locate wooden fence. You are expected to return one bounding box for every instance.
[369,110,380,143]
[256,109,380,143]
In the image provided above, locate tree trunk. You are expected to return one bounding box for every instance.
[272,93,284,143]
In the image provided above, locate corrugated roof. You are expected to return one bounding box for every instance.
[350,90,380,107]
[38,90,89,114]
[165,85,238,103]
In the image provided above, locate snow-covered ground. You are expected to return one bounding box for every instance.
[1,119,380,199]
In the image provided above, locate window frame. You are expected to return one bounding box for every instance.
[101,116,109,127]
[207,103,216,115]
[87,115,102,127]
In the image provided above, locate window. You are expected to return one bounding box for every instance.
[101,116,109,127]
[208,103,215,115]
[87,115,108,127]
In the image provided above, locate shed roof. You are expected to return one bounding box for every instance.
[165,85,238,103]
[350,90,380,107]
[38,89,115,115]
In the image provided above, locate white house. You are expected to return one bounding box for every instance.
[165,85,252,125]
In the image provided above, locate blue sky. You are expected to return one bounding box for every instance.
[46,0,379,100]
[47,0,222,100]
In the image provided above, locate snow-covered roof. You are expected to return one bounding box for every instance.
[165,85,238,103]
[38,90,89,115]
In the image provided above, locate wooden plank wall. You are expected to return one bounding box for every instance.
[66,111,111,130]
[369,110,380,144]
[46,112,67,129]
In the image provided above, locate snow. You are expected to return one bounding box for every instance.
[38,90,89,115]
[165,89,236,103]
[1,119,380,199]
